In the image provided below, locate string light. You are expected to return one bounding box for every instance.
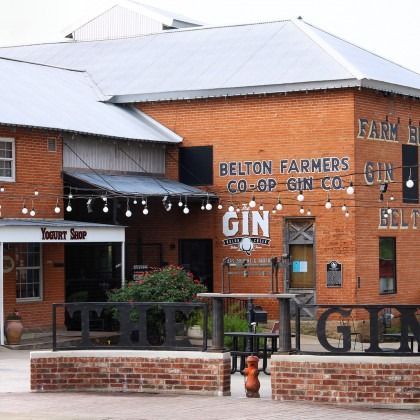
[133,199,138,205]
[275,196,283,211]
[325,193,332,209]
[249,195,256,208]
[387,207,392,215]
[271,207,277,214]
[21,200,28,215]
[297,190,304,202]
[299,206,305,214]
[345,210,350,217]
[0,186,4,193]
[29,201,36,217]
[125,199,132,218]
[66,200,72,212]
[178,197,183,207]
[306,209,312,216]
[205,196,212,211]
[346,180,354,195]
[390,195,395,201]
[102,200,109,213]
[406,168,414,188]
[341,203,347,212]
[34,190,39,196]
[141,197,147,205]
[86,198,93,213]
[142,198,148,215]
[217,203,223,210]
[54,198,61,214]
[201,201,205,210]
[165,200,172,212]
[259,203,264,211]
[228,204,235,212]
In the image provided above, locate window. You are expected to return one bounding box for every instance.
[379,237,396,294]
[0,138,15,181]
[402,144,419,203]
[16,243,42,300]
[179,146,213,185]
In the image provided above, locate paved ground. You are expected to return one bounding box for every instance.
[1,346,419,420]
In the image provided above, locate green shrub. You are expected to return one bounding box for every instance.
[107,266,207,303]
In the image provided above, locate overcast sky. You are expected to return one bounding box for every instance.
[0,0,419,73]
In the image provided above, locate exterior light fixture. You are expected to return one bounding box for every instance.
[406,168,414,188]
[103,201,109,213]
[66,200,72,212]
[178,197,183,207]
[125,199,132,218]
[205,202,212,211]
[325,194,332,209]
[29,201,36,217]
[341,204,347,212]
[299,206,305,214]
[141,197,147,205]
[306,209,312,216]
[201,201,205,210]
[228,204,235,212]
[217,203,223,210]
[345,210,350,217]
[275,197,283,211]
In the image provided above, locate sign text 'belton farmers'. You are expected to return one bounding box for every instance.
[219,157,350,194]
[41,227,88,241]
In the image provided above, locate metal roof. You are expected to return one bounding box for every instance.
[0,57,182,142]
[1,19,420,100]
[65,171,213,197]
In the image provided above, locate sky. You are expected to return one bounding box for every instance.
[0,0,419,73]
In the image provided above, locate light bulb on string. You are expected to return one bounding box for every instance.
[390,195,395,201]
[387,207,392,215]
[406,168,414,188]
[21,200,28,215]
[102,198,109,213]
[228,204,235,212]
[341,204,347,212]
[236,207,241,213]
[249,195,256,208]
[299,206,305,214]
[68,192,73,199]
[271,207,277,214]
[275,197,283,211]
[165,201,172,212]
[142,206,149,215]
[345,210,350,217]
[297,190,304,202]
[133,199,138,205]
[34,190,39,196]
[217,203,223,210]
[384,213,388,219]
[183,204,189,214]
[0,186,5,193]
[178,197,183,207]
[201,201,205,211]
[307,209,312,216]
[346,180,354,195]
[141,197,147,205]
[325,194,332,209]
[205,202,212,211]
[54,198,61,214]
[258,203,264,211]
[29,201,36,217]
[66,200,72,213]
[125,199,132,218]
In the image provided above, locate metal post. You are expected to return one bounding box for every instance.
[277,297,292,353]
[211,297,224,351]
[121,241,125,287]
[0,242,3,345]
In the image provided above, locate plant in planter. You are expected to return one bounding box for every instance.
[107,266,207,344]
[5,309,24,345]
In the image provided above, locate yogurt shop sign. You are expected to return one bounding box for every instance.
[222,210,270,255]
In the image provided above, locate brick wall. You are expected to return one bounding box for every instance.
[271,354,420,408]
[31,350,231,396]
[1,126,65,330]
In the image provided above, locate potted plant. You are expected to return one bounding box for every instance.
[5,309,24,345]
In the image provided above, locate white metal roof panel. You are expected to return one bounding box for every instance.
[0,57,181,142]
[1,19,420,100]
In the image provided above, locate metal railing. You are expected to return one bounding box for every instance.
[52,302,208,351]
[296,304,420,356]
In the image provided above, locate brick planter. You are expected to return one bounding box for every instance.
[271,354,420,409]
[31,350,231,396]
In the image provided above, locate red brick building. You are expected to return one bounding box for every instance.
[0,19,419,338]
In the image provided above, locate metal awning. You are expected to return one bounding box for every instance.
[64,171,215,198]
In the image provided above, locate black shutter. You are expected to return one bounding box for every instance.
[179,146,213,186]
[402,144,419,204]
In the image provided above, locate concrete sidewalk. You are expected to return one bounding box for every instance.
[1,346,419,420]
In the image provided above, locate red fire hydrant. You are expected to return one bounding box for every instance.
[243,355,260,398]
